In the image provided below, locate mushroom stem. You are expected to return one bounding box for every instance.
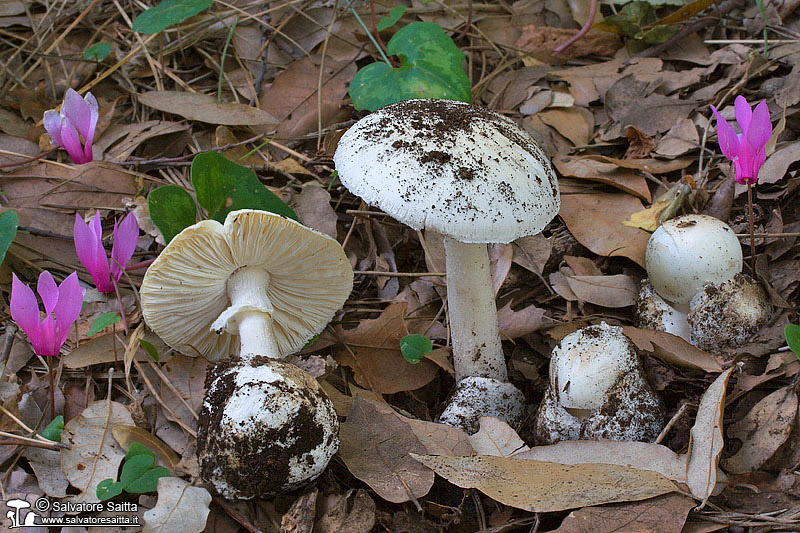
[443,237,507,382]
[215,266,280,359]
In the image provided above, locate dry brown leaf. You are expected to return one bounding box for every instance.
[0,134,38,165]
[412,454,676,512]
[489,243,513,296]
[558,183,649,267]
[625,125,656,158]
[111,425,180,470]
[64,332,165,369]
[565,274,638,308]
[552,155,651,201]
[143,477,211,533]
[260,55,355,139]
[593,155,694,174]
[96,120,189,160]
[215,125,264,166]
[23,447,68,498]
[335,303,439,394]
[538,108,594,147]
[515,440,687,483]
[467,417,530,457]
[553,493,696,533]
[294,184,338,239]
[512,234,551,275]
[758,139,800,185]
[723,386,798,473]
[515,25,622,59]
[61,400,134,505]
[147,353,209,432]
[622,327,722,372]
[656,118,700,158]
[138,91,278,126]
[339,397,434,503]
[686,367,734,503]
[497,301,550,338]
[315,489,376,533]
[605,76,698,137]
[564,255,602,276]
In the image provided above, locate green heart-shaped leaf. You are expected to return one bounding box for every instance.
[349,22,472,111]
[148,185,197,244]
[97,479,123,500]
[191,151,297,223]
[132,0,214,34]
[400,334,433,364]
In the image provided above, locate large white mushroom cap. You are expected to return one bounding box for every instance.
[140,210,353,362]
[333,99,560,243]
[646,214,742,304]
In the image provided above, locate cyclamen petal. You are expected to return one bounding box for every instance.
[110,213,139,282]
[746,100,772,150]
[53,273,85,349]
[74,213,113,292]
[42,89,98,165]
[711,98,772,186]
[10,274,41,342]
[710,105,740,161]
[734,95,753,133]
[37,271,59,316]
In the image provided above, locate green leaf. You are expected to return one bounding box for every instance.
[132,0,214,34]
[126,442,157,461]
[785,324,800,360]
[594,2,656,36]
[377,5,407,32]
[636,24,679,44]
[139,339,159,361]
[191,151,297,223]
[125,466,170,494]
[0,210,18,265]
[88,312,121,337]
[120,454,155,488]
[41,415,64,442]
[97,479,123,500]
[400,334,433,364]
[349,22,472,111]
[83,42,112,61]
[148,185,197,244]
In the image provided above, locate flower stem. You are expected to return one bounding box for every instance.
[747,182,756,274]
[47,361,55,421]
[112,279,129,335]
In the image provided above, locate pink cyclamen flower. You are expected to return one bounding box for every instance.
[710,96,772,185]
[11,272,85,357]
[74,212,139,293]
[43,89,99,164]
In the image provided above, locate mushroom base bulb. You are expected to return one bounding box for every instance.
[197,358,339,499]
[636,280,691,343]
[533,323,665,445]
[438,377,525,435]
[688,273,772,352]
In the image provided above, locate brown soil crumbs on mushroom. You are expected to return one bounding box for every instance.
[197,359,326,497]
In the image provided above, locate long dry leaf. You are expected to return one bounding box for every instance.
[553,493,696,533]
[622,327,723,372]
[138,91,279,126]
[686,367,734,503]
[412,454,676,512]
[61,400,134,504]
[339,397,434,503]
[468,417,530,457]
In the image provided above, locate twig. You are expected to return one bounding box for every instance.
[455,0,474,40]
[111,134,266,166]
[552,0,598,55]
[654,403,689,444]
[212,496,263,533]
[736,232,800,238]
[0,149,56,169]
[636,0,745,58]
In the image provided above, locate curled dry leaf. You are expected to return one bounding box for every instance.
[686,367,734,503]
[315,489,376,533]
[61,400,134,505]
[294,184,338,239]
[622,326,723,372]
[143,477,211,533]
[723,386,798,474]
[338,396,434,503]
[564,274,639,308]
[552,155,651,201]
[512,234,552,275]
[111,425,180,470]
[497,301,550,339]
[412,454,677,513]
[553,493,696,533]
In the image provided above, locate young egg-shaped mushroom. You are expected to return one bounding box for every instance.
[636,280,691,343]
[141,210,353,498]
[533,323,665,444]
[688,273,772,351]
[334,99,559,433]
[646,214,742,304]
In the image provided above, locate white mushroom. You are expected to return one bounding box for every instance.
[534,323,665,444]
[646,214,742,304]
[688,273,772,351]
[636,280,691,343]
[141,210,353,497]
[334,99,559,433]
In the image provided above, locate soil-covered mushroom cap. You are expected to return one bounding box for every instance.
[688,273,772,351]
[636,280,691,342]
[333,99,559,243]
[140,210,353,361]
[646,214,742,304]
[197,358,339,499]
[534,323,665,444]
[437,376,525,434]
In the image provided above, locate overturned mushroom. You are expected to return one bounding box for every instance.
[334,99,559,433]
[141,210,353,498]
[534,323,665,445]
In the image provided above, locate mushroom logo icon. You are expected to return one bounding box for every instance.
[5,499,37,528]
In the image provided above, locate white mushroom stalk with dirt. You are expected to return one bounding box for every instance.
[333,99,560,434]
[140,209,353,499]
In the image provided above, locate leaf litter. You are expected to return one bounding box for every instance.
[0,0,799,531]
